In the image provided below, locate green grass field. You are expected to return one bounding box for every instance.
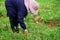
[0,0,60,40]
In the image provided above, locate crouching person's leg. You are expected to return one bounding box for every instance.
[9,17,18,33]
[17,0,28,34]
[17,12,28,34]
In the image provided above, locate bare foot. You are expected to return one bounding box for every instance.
[24,29,28,35]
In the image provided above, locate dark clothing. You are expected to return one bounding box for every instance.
[5,0,27,32]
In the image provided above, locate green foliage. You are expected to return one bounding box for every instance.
[0,0,60,40]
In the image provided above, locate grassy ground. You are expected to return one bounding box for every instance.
[0,0,60,40]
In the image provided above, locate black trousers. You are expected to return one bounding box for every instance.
[5,0,28,32]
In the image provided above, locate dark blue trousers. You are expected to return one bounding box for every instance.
[5,0,27,32]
